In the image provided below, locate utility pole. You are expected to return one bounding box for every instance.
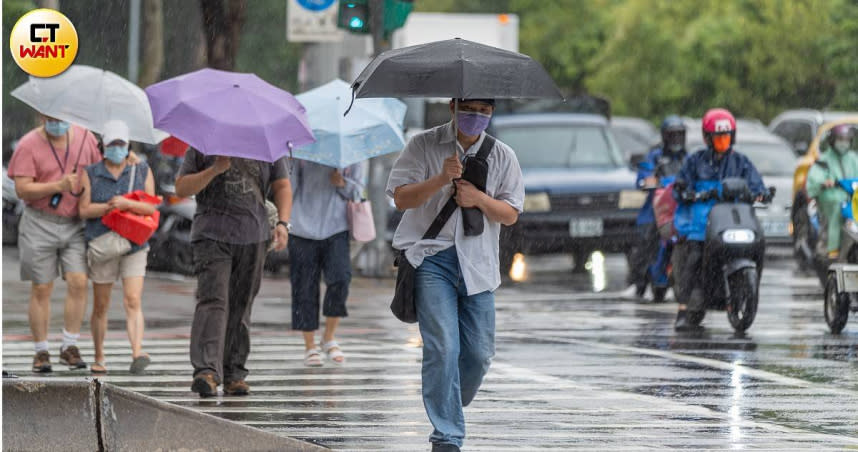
[128,0,141,83]
[363,0,391,277]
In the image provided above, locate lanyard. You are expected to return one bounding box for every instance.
[46,133,70,174]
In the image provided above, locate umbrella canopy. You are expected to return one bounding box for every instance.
[11,64,169,144]
[294,79,406,169]
[351,38,563,100]
[145,68,315,163]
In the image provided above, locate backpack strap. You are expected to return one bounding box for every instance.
[475,134,496,161]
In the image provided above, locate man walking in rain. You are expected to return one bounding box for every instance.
[176,153,292,397]
[387,99,525,451]
[7,114,102,372]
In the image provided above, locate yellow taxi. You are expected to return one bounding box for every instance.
[791,117,858,269]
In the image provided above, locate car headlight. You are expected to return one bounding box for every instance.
[619,189,647,209]
[523,192,551,212]
[722,229,755,243]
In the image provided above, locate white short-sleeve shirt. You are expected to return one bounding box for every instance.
[386,121,525,295]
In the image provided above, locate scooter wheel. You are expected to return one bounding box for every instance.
[824,273,850,334]
[727,268,758,333]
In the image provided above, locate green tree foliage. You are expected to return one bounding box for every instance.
[2,0,37,158]
[235,0,303,93]
[419,0,858,122]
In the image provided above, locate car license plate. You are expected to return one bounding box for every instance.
[569,218,603,237]
[761,219,789,236]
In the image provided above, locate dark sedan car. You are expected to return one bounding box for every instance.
[488,113,643,275]
[610,116,660,162]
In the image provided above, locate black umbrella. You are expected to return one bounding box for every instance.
[348,39,564,236]
[350,38,563,100]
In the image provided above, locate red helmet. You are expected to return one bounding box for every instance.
[702,108,736,134]
[702,108,736,152]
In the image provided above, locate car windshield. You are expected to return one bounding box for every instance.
[739,142,795,176]
[612,126,656,153]
[494,124,624,169]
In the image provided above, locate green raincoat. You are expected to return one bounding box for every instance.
[806,149,858,253]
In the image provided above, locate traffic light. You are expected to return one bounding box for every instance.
[337,0,412,36]
[337,0,370,34]
[383,0,413,37]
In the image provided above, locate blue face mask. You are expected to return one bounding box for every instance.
[104,145,129,164]
[45,120,70,137]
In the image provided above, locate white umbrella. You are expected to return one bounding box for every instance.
[11,65,168,144]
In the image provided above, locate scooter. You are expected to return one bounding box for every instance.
[807,179,858,285]
[2,166,23,246]
[141,145,197,276]
[678,177,775,332]
[147,181,196,275]
[822,179,858,333]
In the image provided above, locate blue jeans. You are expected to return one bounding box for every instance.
[416,246,495,448]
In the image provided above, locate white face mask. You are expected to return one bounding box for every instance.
[834,139,850,153]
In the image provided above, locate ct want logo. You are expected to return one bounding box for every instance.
[9,8,78,77]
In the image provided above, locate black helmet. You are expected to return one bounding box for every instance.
[660,115,686,153]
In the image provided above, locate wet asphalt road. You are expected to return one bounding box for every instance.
[2,246,858,450]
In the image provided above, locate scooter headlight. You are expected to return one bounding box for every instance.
[847,219,858,235]
[722,229,755,244]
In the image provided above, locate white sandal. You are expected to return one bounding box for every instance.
[304,348,323,367]
[320,341,345,365]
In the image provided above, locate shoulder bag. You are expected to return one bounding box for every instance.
[391,135,495,323]
[87,164,136,264]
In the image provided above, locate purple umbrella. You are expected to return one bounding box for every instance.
[145,68,315,162]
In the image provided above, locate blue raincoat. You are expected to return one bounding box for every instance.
[636,147,686,225]
[673,148,765,241]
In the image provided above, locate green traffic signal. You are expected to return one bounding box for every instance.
[336,0,412,36]
[337,0,370,33]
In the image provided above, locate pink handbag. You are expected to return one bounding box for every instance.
[347,199,376,242]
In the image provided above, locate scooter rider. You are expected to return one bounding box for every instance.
[672,108,766,331]
[806,124,858,260]
[626,115,688,298]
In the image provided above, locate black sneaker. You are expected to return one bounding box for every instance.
[431,443,461,452]
[675,310,691,331]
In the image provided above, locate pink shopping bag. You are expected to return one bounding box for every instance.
[347,200,376,242]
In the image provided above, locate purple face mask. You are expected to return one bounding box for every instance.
[456,112,492,136]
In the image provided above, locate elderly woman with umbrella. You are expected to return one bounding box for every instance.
[355,38,562,451]
[147,69,314,397]
[290,79,406,367]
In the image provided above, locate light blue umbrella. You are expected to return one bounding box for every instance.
[294,79,406,168]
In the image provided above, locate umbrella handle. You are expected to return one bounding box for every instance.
[343,85,357,116]
[453,98,462,158]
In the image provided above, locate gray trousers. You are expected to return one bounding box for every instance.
[190,239,267,384]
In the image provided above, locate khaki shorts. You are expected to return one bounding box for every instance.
[18,207,87,283]
[88,248,149,284]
